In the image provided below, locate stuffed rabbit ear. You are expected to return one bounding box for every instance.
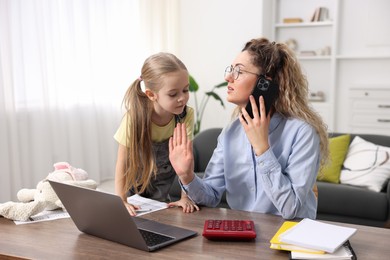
[51,162,88,181]
[53,162,71,171]
[68,167,88,181]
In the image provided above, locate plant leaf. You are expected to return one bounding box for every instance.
[214,82,228,88]
[189,75,199,92]
[205,91,225,108]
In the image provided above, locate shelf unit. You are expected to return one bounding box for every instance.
[270,0,390,135]
[271,0,339,131]
[336,55,390,60]
[274,21,333,28]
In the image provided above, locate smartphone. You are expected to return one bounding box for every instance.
[244,75,279,118]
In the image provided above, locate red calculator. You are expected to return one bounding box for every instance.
[202,220,257,241]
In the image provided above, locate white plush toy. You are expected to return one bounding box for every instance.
[0,162,97,221]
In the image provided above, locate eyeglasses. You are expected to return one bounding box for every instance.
[224,65,260,80]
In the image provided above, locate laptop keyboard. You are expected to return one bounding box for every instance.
[139,229,175,247]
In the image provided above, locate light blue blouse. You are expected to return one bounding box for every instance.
[182,113,320,219]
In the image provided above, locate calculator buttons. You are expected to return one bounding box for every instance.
[202,220,257,241]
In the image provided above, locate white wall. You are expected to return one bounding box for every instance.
[335,0,390,133]
[178,0,269,131]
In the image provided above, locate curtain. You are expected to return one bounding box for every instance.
[0,0,179,202]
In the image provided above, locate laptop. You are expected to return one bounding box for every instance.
[49,180,197,252]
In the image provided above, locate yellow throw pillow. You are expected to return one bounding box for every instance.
[317,134,351,183]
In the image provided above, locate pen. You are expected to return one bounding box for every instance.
[136,208,152,213]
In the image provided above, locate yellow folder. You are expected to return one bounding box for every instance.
[270,221,325,254]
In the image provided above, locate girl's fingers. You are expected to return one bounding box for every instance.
[176,123,182,145]
[181,123,187,145]
[125,203,140,216]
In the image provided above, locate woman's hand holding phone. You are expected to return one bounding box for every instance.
[240,95,270,156]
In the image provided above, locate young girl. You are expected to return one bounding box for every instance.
[169,38,329,220]
[114,52,199,216]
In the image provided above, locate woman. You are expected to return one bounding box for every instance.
[169,38,328,219]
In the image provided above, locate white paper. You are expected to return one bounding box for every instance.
[291,244,353,259]
[279,218,357,253]
[127,194,168,216]
[14,209,70,225]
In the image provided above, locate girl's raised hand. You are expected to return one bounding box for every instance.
[169,123,194,185]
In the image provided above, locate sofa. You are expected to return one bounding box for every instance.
[169,128,390,228]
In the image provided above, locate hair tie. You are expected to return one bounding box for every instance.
[138,76,143,81]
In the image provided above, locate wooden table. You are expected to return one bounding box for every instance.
[1,207,389,259]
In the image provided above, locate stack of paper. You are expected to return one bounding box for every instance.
[270,221,325,254]
[279,218,357,253]
[270,219,357,259]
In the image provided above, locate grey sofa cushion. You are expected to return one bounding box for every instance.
[193,128,221,172]
[317,181,388,221]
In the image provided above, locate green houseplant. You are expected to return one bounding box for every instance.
[189,75,228,135]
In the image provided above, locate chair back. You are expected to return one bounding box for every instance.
[193,128,222,172]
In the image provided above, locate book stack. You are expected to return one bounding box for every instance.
[311,7,330,22]
[270,219,357,260]
[309,91,325,102]
[283,18,303,24]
